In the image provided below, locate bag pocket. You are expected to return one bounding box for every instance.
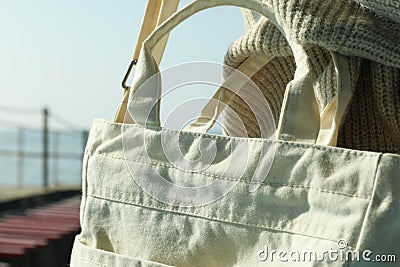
[70,236,173,267]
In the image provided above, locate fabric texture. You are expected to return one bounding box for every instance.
[70,0,400,266]
[222,1,400,153]
[353,0,400,24]
[71,120,400,266]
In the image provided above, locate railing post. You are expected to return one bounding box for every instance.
[52,131,60,186]
[43,108,49,189]
[17,128,25,188]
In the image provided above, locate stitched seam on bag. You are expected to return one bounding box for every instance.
[74,238,165,267]
[87,193,358,249]
[84,148,389,184]
[87,151,372,200]
[75,254,171,267]
[75,256,107,267]
[350,153,382,267]
[92,120,381,157]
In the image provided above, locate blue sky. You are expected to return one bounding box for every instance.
[0,0,244,131]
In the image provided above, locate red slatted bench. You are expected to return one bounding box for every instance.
[0,220,79,233]
[0,197,80,267]
[0,234,46,248]
[0,245,25,259]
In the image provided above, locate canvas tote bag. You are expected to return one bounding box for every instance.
[70,0,400,266]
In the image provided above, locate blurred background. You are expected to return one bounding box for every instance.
[0,1,244,266]
[0,0,244,191]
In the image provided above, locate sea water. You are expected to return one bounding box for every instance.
[0,128,84,187]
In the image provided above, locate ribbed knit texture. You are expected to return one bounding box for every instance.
[354,0,400,24]
[339,61,400,153]
[237,0,400,67]
[221,2,400,154]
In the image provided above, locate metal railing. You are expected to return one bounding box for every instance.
[0,106,88,188]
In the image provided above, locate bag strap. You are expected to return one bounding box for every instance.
[182,50,351,146]
[114,0,179,123]
[127,0,352,146]
[316,52,352,146]
[135,0,180,65]
[276,44,353,145]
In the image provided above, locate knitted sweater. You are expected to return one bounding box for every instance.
[221,0,400,154]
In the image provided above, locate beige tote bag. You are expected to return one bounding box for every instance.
[70,0,400,266]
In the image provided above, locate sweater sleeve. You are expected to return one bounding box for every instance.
[353,0,399,23]
[241,9,262,32]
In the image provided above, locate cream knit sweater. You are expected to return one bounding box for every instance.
[221,0,400,154]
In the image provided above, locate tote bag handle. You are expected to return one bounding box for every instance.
[182,50,351,146]
[127,0,352,145]
[131,0,180,67]
[114,0,179,123]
